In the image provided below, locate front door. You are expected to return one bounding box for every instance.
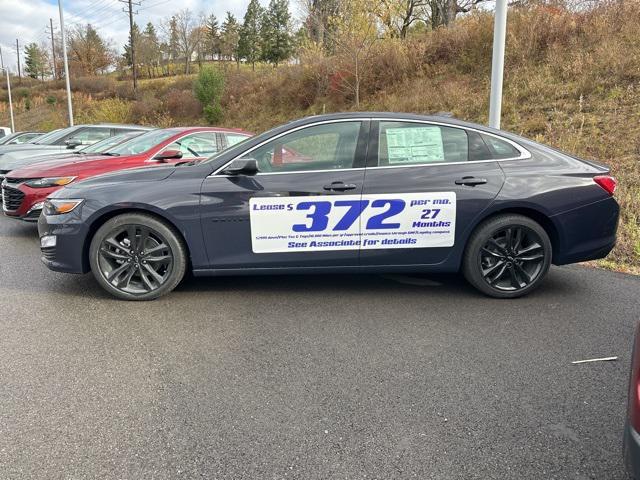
[360,120,506,266]
[200,120,369,270]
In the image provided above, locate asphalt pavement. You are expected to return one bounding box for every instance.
[0,218,638,479]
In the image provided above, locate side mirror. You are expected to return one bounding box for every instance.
[65,138,82,149]
[222,158,259,175]
[153,149,183,162]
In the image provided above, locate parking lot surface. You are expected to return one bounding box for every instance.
[0,219,638,479]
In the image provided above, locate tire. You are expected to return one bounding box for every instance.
[89,213,187,301]
[462,214,552,299]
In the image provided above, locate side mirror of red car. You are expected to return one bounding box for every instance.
[153,149,183,162]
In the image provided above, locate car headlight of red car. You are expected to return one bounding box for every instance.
[43,199,84,215]
[25,176,77,188]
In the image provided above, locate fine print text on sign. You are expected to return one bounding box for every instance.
[250,192,456,253]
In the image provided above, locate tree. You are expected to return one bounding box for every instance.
[24,43,49,80]
[172,9,204,74]
[300,0,340,51]
[193,66,225,123]
[122,22,141,68]
[261,0,293,67]
[238,0,264,70]
[68,24,114,75]
[328,0,379,107]
[139,22,161,78]
[220,12,240,67]
[205,14,221,60]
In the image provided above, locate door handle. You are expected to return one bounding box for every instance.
[323,182,357,191]
[455,176,487,186]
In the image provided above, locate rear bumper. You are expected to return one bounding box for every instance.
[551,196,619,265]
[37,211,90,274]
[625,423,640,479]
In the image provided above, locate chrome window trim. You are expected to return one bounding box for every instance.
[208,117,531,178]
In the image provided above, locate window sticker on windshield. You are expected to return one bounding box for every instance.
[386,127,444,164]
[249,192,456,253]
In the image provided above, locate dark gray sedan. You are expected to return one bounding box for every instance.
[37,113,619,300]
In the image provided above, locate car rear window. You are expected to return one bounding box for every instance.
[481,134,521,159]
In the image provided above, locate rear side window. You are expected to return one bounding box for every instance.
[378,122,468,165]
[481,134,520,159]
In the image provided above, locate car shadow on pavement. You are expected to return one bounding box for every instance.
[0,219,38,238]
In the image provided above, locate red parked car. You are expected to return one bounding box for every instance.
[1,127,251,221]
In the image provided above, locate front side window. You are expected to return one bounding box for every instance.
[378,122,469,165]
[164,132,219,159]
[241,121,362,173]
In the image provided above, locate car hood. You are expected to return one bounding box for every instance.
[0,144,62,156]
[0,151,86,172]
[66,165,177,189]
[7,155,127,179]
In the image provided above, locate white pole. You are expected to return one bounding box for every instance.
[488,0,508,129]
[58,0,74,126]
[5,68,15,132]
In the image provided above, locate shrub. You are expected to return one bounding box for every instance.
[164,89,202,119]
[193,67,224,124]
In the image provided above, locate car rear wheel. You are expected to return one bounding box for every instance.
[462,214,552,298]
[89,213,187,300]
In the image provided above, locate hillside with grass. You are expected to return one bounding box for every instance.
[0,2,638,272]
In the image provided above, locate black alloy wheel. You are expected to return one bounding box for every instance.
[479,226,545,291]
[98,225,173,295]
[89,213,187,300]
[463,214,552,298]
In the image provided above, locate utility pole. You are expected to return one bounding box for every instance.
[46,19,58,80]
[488,0,508,129]
[0,48,15,132]
[58,0,74,126]
[119,0,141,91]
[15,39,21,82]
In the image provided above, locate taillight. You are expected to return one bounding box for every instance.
[593,175,617,195]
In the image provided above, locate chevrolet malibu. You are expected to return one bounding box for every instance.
[37,113,619,300]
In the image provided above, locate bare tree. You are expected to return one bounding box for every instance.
[167,9,204,74]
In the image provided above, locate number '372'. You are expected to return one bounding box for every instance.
[292,199,438,232]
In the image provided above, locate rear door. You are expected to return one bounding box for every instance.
[199,120,369,270]
[359,120,507,266]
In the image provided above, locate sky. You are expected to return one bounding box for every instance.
[0,0,294,73]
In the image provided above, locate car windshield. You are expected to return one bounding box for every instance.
[79,132,142,154]
[106,129,176,155]
[33,128,70,145]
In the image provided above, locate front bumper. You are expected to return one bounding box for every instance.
[2,183,60,221]
[38,211,91,274]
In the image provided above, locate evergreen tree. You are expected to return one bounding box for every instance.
[260,0,292,67]
[122,22,141,67]
[24,43,49,80]
[220,12,240,66]
[238,0,264,70]
[205,14,220,60]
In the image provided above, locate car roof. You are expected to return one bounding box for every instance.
[162,126,252,135]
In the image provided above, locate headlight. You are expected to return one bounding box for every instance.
[43,199,84,215]
[25,176,76,188]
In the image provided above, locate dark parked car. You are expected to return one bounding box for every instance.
[625,324,640,478]
[37,113,619,300]
[0,131,43,146]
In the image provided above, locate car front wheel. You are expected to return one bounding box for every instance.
[462,214,552,298]
[89,213,187,300]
